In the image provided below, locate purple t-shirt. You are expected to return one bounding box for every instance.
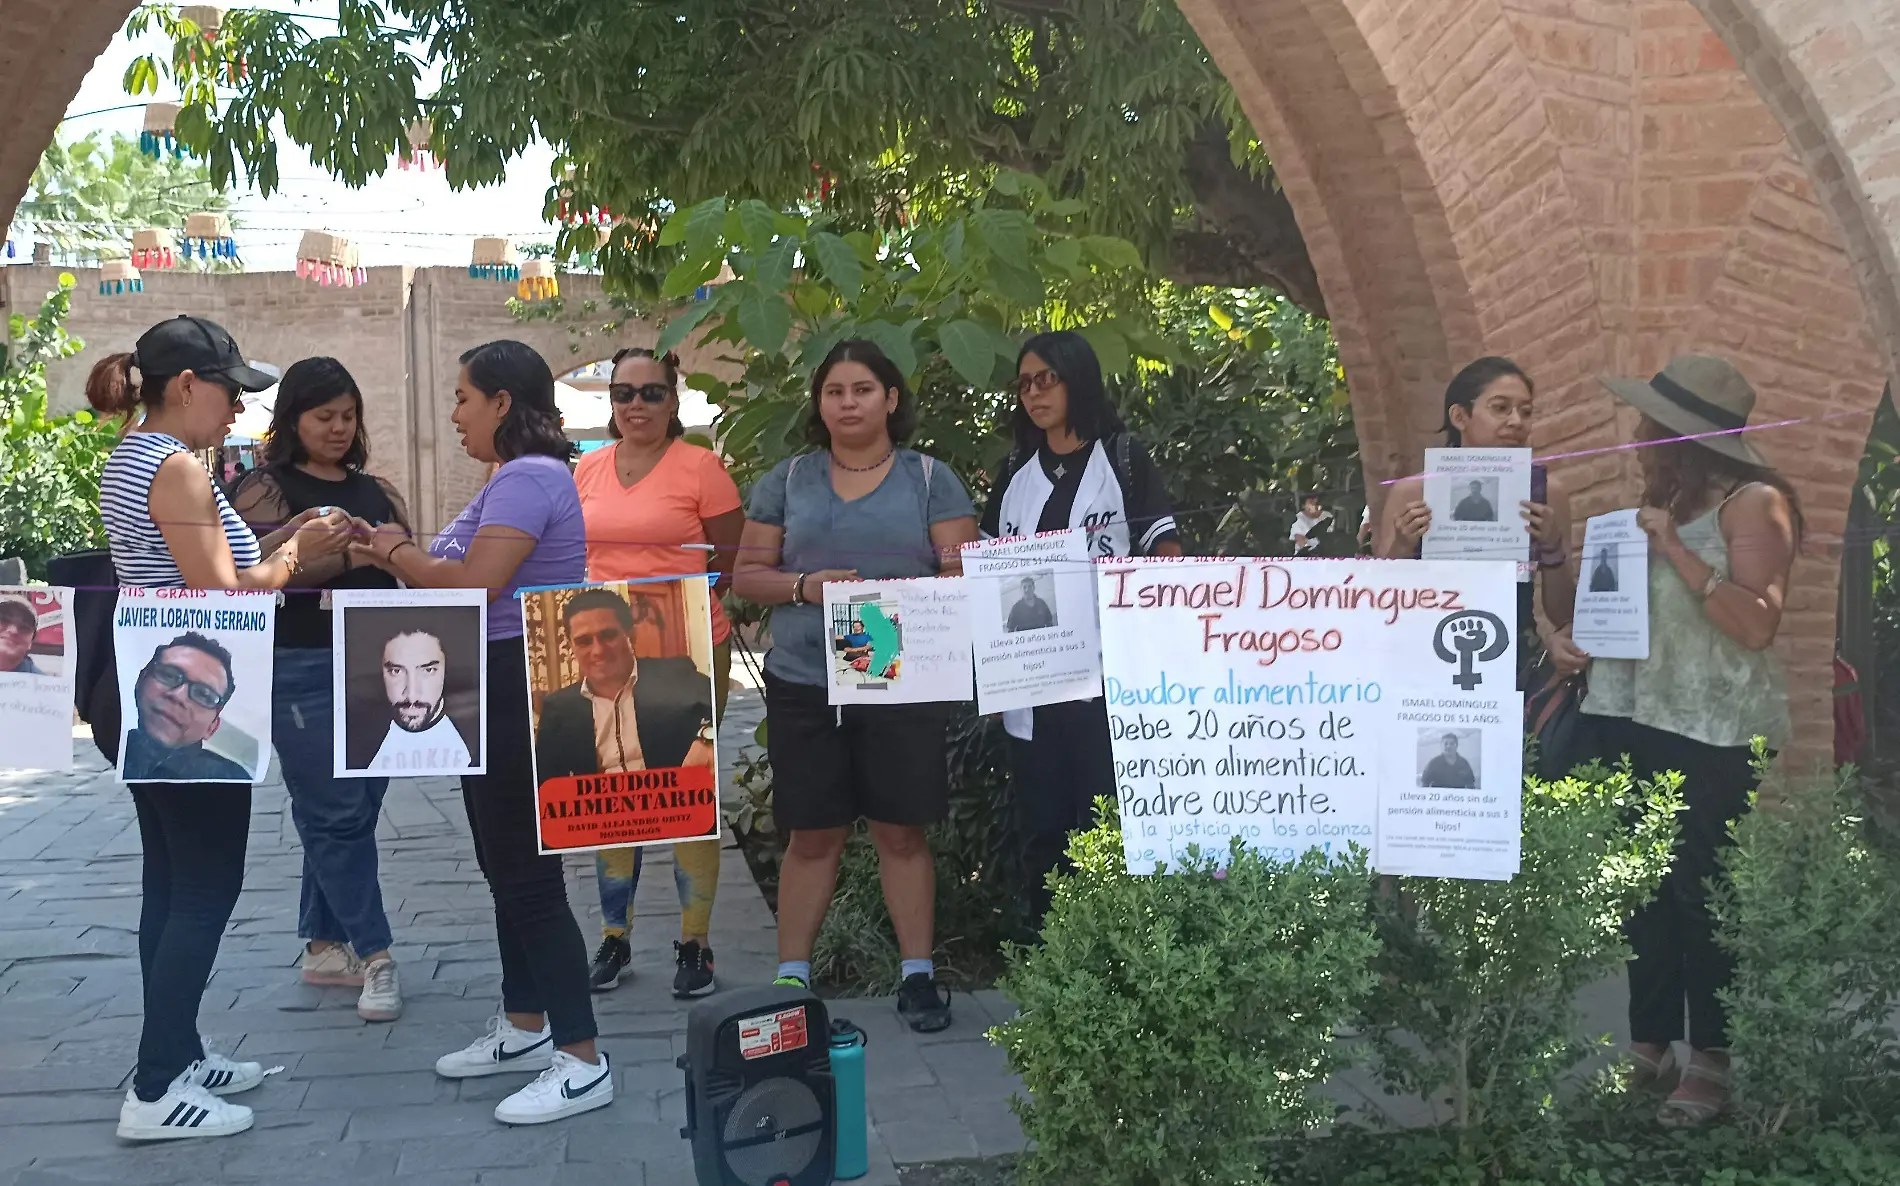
[430,454,586,640]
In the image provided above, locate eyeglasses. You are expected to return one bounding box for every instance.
[609,383,672,405]
[1016,369,1062,397]
[146,661,230,710]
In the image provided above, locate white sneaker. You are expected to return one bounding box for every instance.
[357,958,403,1023]
[434,1014,555,1079]
[494,1050,613,1125]
[301,943,365,986]
[117,1075,253,1141]
[189,1051,266,1096]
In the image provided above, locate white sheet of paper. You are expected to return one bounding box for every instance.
[964,529,1102,714]
[0,586,77,772]
[114,588,277,784]
[1571,510,1650,660]
[823,577,973,705]
[331,588,489,777]
[1373,686,1525,880]
[1421,448,1534,578]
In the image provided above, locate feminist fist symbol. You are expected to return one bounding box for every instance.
[1432,610,1510,691]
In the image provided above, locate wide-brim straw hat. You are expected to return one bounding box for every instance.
[1601,354,1768,468]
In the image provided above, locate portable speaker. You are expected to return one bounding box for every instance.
[678,984,836,1186]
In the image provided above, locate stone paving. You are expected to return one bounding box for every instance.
[0,688,1026,1185]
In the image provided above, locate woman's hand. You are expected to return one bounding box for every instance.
[1635,507,1684,557]
[1545,627,1591,678]
[291,509,356,559]
[348,518,414,569]
[1392,499,1432,548]
[1521,500,1566,550]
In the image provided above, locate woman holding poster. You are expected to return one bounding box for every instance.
[1549,355,1799,1127]
[573,345,742,999]
[232,358,413,1023]
[86,316,354,1141]
[980,329,1182,922]
[733,339,977,1032]
[350,340,613,1126]
[1374,357,1576,662]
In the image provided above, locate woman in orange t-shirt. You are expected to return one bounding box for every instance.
[573,347,743,999]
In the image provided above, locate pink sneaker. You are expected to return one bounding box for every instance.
[301,944,365,986]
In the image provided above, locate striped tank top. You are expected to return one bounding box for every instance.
[101,432,262,588]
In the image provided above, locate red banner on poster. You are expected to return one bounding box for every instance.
[536,765,719,853]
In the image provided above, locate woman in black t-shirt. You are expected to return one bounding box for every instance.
[980,330,1181,923]
[231,358,411,1022]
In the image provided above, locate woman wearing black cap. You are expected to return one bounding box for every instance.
[1549,354,1800,1127]
[85,316,353,1142]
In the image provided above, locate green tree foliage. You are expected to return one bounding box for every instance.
[119,0,1322,308]
[0,276,117,574]
[12,131,236,267]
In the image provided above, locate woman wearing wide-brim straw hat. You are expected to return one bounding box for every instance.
[1549,354,1803,1128]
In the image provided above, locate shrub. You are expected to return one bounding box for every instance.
[1359,764,1681,1158]
[992,812,1378,1186]
[1714,764,1900,1135]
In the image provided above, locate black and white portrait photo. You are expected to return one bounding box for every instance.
[334,593,486,777]
[1003,571,1058,634]
[1450,477,1499,523]
[1417,728,1483,790]
[1589,545,1620,593]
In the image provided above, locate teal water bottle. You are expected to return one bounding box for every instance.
[829,1020,869,1180]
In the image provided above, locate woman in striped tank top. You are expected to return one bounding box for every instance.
[85,316,354,1143]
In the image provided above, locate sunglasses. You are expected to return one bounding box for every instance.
[609,383,673,406]
[1016,368,1062,397]
[146,661,230,710]
[196,373,244,408]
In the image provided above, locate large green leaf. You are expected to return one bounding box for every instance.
[1080,235,1144,272]
[660,254,722,300]
[683,197,728,262]
[808,232,863,301]
[736,284,792,356]
[655,299,718,355]
[736,199,778,252]
[1076,323,1132,376]
[986,257,1045,308]
[939,319,1000,388]
[752,237,799,294]
[855,320,918,379]
[971,207,1033,263]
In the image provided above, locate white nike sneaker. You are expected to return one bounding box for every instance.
[189,1051,267,1096]
[494,1050,614,1125]
[301,943,365,987]
[357,958,403,1023]
[434,1014,555,1080]
[117,1075,254,1141]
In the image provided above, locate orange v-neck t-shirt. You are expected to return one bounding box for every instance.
[574,440,743,644]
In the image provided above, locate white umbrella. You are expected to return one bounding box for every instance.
[226,385,277,444]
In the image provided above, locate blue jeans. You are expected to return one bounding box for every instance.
[273,647,394,956]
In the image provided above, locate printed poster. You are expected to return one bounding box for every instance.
[822,577,973,706]
[0,587,76,772]
[1372,685,1525,880]
[1096,557,1519,877]
[333,589,487,777]
[114,588,276,784]
[1420,447,1534,577]
[963,529,1102,714]
[523,577,721,855]
[1571,510,1650,660]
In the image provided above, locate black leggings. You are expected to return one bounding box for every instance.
[132,783,251,1101]
[1605,717,1759,1051]
[463,639,596,1046]
[1009,699,1117,923]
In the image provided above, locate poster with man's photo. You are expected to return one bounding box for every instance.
[963,529,1102,715]
[0,587,77,772]
[332,589,486,777]
[1420,447,1534,576]
[1571,509,1650,660]
[113,588,276,784]
[522,577,720,855]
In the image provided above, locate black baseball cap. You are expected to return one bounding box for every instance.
[131,316,276,392]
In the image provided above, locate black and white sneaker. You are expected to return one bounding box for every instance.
[588,936,631,993]
[190,1051,267,1096]
[494,1050,614,1125]
[117,1075,253,1141]
[897,972,953,1033]
[673,940,717,998]
[434,1013,555,1079]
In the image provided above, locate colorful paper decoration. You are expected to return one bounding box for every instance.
[398,120,439,171]
[183,212,237,260]
[517,259,558,301]
[141,103,184,159]
[130,228,178,270]
[100,259,143,295]
[295,230,366,287]
[469,236,519,281]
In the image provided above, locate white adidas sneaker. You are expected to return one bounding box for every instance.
[434,1014,555,1079]
[190,1051,267,1096]
[493,1050,614,1125]
[117,1076,254,1141]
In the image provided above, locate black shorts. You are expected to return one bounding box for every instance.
[763,671,952,831]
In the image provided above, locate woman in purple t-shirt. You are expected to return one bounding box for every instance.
[350,341,608,1127]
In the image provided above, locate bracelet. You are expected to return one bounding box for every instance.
[1700,571,1723,600]
[384,539,417,565]
[791,572,809,606]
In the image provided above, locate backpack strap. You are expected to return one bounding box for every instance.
[1107,432,1134,493]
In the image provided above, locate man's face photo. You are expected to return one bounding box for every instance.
[383,631,447,731]
[1442,733,1460,756]
[137,645,230,748]
[568,607,635,694]
[0,603,34,673]
[1019,577,1037,598]
[1468,480,1484,496]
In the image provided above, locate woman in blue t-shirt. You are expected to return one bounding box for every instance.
[350,340,611,1126]
[733,340,978,1032]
